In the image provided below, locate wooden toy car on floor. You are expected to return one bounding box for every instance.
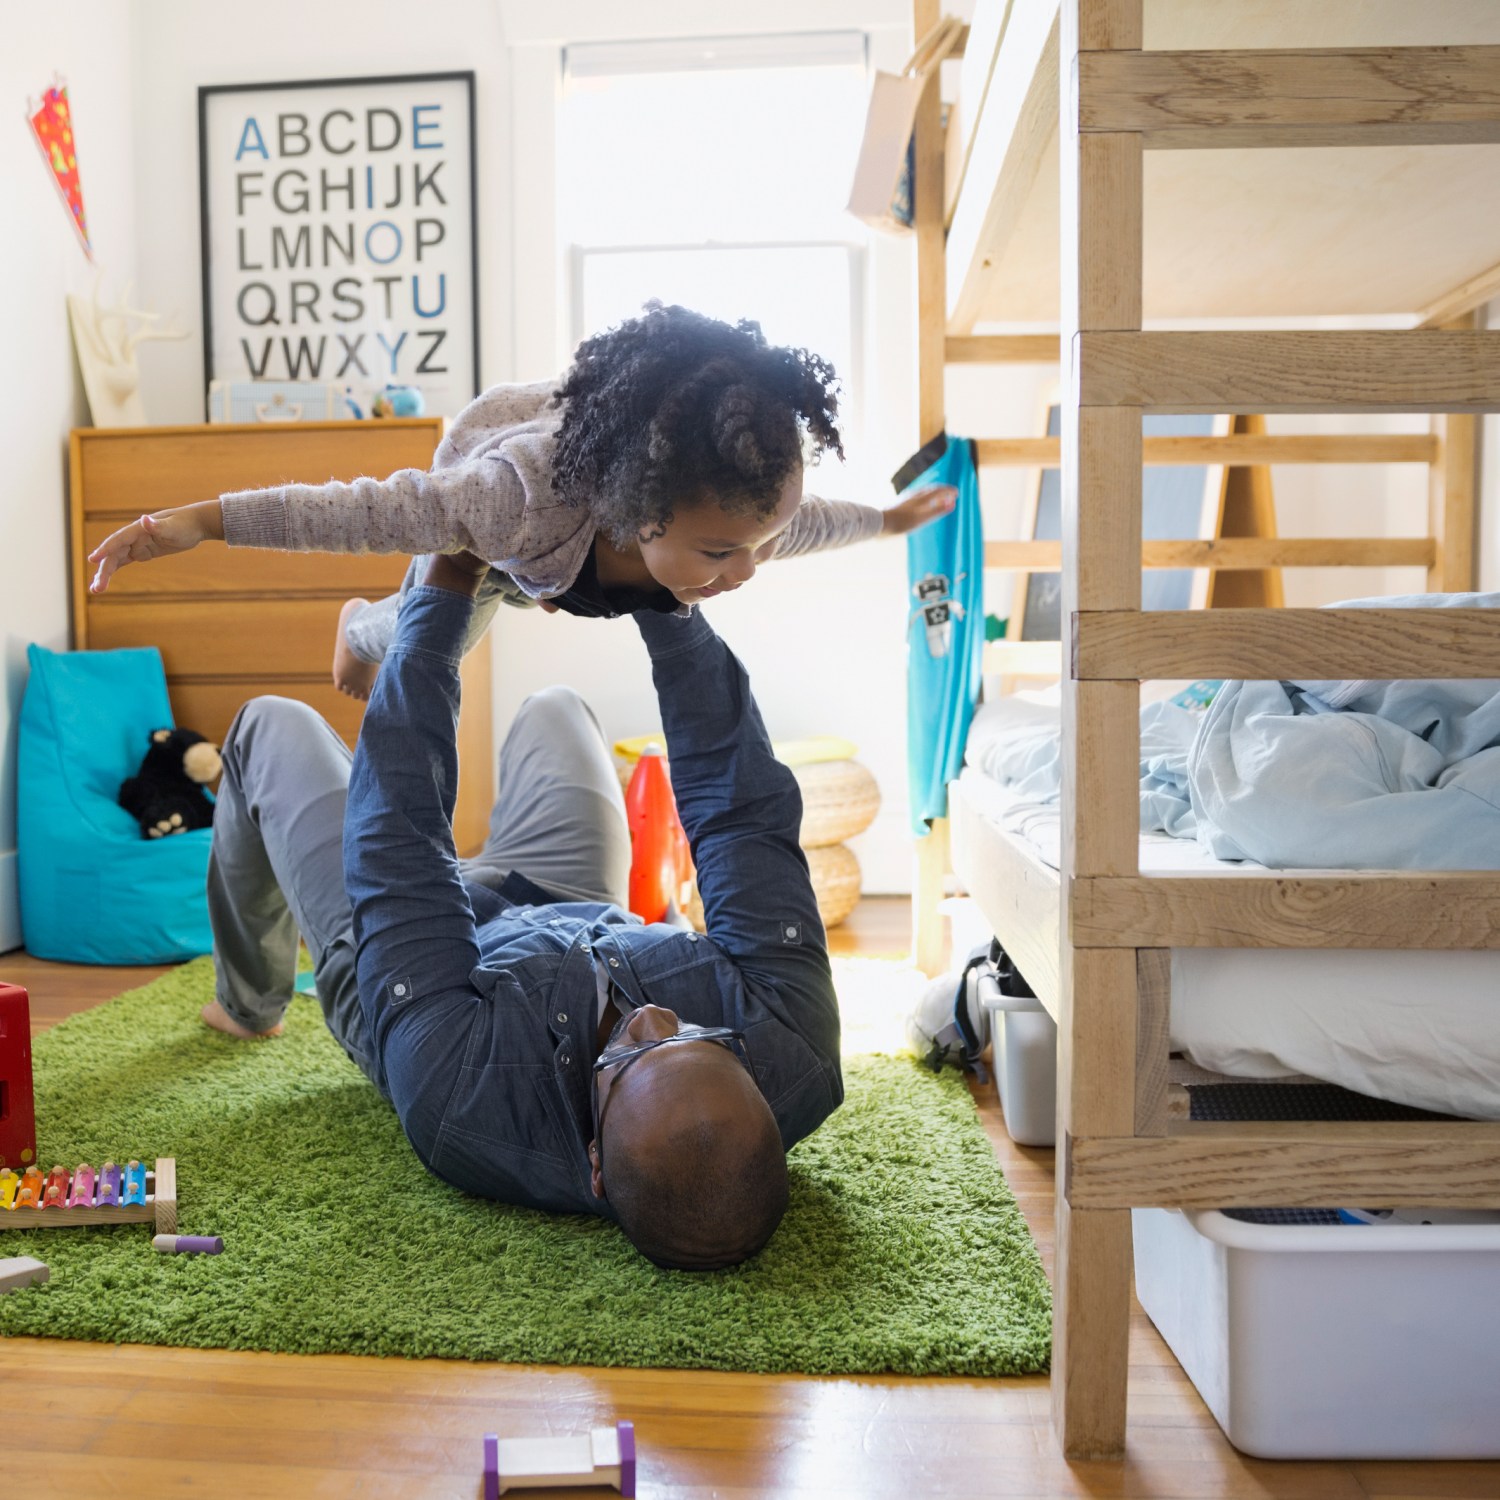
[0,1158,176,1233]
[483,1421,635,1497]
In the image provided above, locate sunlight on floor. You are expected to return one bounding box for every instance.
[831,955,932,1056]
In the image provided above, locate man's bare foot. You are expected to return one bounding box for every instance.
[333,598,379,701]
[200,999,284,1039]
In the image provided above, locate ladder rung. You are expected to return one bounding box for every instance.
[947,335,1060,364]
[1073,607,1500,680]
[975,433,1438,466]
[983,639,1064,676]
[1077,331,1500,414]
[1079,46,1500,149]
[984,538,1434,570]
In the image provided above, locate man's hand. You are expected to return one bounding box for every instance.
[424,550,491,598]
[88,501,224,593]
[881,484,957,536]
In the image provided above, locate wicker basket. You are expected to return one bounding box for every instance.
[805,843,862,928]
[794,759,880,848]
[683,842,862,930]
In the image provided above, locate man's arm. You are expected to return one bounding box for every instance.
[634,609,838,1057]
[342,559,519,668]
[344,555,490,1054]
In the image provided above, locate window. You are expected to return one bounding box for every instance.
[559,34,870,463]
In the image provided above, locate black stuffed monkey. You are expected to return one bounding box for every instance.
[119,727,222,839]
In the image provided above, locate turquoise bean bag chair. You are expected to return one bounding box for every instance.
[18,643,213,964]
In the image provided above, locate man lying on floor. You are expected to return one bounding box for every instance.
[202,550,843,1270]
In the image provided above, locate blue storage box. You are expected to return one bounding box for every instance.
[18,643,212,964]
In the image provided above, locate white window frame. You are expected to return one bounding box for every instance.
[555,32,871,443]
[567,239,867,434]
[505,14,916,499]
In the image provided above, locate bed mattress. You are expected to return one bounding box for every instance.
[953,765,1500,1120]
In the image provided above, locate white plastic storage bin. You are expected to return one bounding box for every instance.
[1133,1205,1500,1459]
[975,968,1056,1147]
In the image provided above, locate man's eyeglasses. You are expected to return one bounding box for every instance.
[591,1025,753,1167]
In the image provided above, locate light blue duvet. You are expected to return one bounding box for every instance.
[973,592,1500,869]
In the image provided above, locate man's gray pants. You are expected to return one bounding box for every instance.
[207,686,630,1076]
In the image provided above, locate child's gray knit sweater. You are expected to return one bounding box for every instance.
[220,379,883,598]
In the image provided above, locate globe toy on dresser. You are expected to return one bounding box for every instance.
[118,727,221,839]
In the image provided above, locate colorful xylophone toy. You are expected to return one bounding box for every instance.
[0,1157,176,1235]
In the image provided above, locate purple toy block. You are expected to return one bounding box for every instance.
[483,1432,499,1500]
[617,1420,635,1498]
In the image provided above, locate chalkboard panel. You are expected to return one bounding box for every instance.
[1018,408,1227,642]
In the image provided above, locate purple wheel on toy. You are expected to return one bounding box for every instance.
[483,1432,499,1500]
[617,1420,635,1498]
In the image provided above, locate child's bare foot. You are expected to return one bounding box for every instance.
[200,999,283,1039]
[333,598,379,700]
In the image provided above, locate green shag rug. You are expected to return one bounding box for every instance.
[0,959,1051,1375]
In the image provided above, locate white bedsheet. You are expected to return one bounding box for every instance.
[954,765,1500,1120]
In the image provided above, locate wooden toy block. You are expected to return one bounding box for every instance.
[0,1158,176,1233]
[0,983,37,1170]
[0,1256,50,1294]
[486,1420,635,1496]
[484,1433,499,1500]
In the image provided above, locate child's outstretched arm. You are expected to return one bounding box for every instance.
[88,457,537,594]
[88,501,224,591]
[770,485,955,562]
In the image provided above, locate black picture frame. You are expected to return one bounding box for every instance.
[198,71,480,416]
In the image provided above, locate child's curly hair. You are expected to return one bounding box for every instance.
[551,302,844,546]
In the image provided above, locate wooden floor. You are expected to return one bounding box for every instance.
[3,899,1496,1498]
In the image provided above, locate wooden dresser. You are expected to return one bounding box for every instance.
[68,420,494,853]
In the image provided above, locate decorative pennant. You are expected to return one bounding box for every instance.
[28,78,92,261]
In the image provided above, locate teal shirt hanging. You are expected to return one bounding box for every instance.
[905,437,983,834]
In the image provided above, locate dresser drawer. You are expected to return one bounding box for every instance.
[165,677,368,752]
[87,598,351,679]
[73,420,445,515]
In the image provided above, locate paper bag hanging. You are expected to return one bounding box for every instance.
[846,15,964,235]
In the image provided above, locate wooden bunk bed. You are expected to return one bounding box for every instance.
[906,0,1500,1460]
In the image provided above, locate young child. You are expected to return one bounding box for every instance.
[88,304,954,683]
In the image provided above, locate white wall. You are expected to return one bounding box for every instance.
[1,3,139,950]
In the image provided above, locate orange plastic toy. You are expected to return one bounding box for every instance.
[624,746,693,924]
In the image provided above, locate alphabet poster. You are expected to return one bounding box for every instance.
[199,73,478,416]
